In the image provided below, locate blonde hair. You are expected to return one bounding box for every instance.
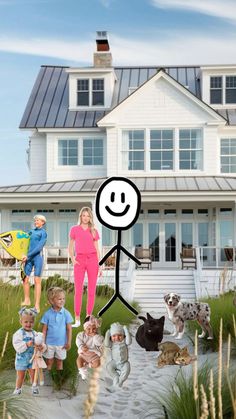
[47,287,65,305]
[78,207,96,238]
[18,307,37,319]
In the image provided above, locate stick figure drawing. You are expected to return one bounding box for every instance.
[95,177,141,316]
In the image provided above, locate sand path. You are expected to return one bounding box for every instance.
[29,315,215,419]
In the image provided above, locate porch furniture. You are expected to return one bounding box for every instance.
[135,247,152,269]
[46,248,68,264]
[0,249,16,267]
[102,246,116,269]
[180,247,197,269]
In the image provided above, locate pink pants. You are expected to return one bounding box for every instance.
[74,253,99,317]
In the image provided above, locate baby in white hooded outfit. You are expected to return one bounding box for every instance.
[104,322,131,389]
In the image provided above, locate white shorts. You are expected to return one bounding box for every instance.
[44,345,67,360]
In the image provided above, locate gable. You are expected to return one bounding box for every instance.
[98,71,226,128]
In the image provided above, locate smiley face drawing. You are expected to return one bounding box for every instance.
[96,177,141,230]
[95,177,141,316]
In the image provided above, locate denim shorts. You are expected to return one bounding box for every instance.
[15,351,33,371]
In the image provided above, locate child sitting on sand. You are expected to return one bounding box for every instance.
[104,322,132,390]
[76,315,104,380]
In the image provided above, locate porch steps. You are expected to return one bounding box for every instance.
[133,269,196,313]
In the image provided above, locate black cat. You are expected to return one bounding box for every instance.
[135,313,165,351]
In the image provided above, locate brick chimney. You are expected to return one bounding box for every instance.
[93,31,112,68]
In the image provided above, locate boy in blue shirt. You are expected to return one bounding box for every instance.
[41,287,73,370]
[22,214,47,312]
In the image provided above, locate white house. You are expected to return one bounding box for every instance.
[1,32,236,311]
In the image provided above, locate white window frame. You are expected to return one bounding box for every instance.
[77,78,105,108]
[83,138,104,166]
[121,129,145,171]
[119,127,203,173]
[220,137,236,173]
[179,128,203,171]
[58,139,78,166]
[209,74,236,106]
[150,129,174,171]
[57,136,105,168]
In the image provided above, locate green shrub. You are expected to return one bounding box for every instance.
[187,291,236,351]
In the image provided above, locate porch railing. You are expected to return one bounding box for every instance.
[197,246,236,269]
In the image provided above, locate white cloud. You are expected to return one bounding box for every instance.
[150,0,236,23]
[0,36,93,64]
[98,0,113,7]
[0,31,236,66]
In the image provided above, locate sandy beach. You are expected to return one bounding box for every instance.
[23,314,218,419]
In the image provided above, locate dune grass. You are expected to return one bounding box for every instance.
[143,324,236,419]
[186,291,236,351]
[0,277,138,393]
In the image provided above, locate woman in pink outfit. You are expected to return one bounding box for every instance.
[69,207,101,328]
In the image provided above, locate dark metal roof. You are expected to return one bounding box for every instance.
[20,65,211,129]
[19,65,236,129]
[2,176,236,194]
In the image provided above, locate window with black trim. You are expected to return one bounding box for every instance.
[226,76,236,104]
[210,76,222,104]
[92,79,104,106]
[77,78,104,107]
[77,79,89,106]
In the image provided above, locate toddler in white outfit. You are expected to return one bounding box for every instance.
[76,316,104,380]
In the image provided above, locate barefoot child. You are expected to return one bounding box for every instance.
[76,316,104,380]
[41,287,73,371]
[105,322,131,389]
[21,214,47,312]
[12,307,39,395]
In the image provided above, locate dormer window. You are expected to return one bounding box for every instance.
[210,75,236,105]
[226,76,236,103]
[92,79,104,105]
[77,78,104,107]
[77,79,89,106]
[210,76,222,104]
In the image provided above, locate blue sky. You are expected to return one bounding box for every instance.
[0,0,236,186]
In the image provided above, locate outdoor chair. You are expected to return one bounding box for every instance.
[135,247,152,269]
[180,247,197,270]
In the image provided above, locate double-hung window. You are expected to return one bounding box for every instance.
[210,76,222,104]
[92,79,104,106]
[77,79,89,106]
[226,76,236,104]
[122,130,145,170]
[221,138,236,173]
[58,139,78,166]
[150,129,173,170]
[77,78,104,107]
[179,129,203,170]
[210,75,236,105]
[83,139,103,165]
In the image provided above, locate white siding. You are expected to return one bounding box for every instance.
[100,78,219,127]
[29,133,47,183]
[106,127,118,176]
[46,132,107,182]
[100,77,227,177]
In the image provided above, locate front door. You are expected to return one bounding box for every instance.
[148,221,178,267]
